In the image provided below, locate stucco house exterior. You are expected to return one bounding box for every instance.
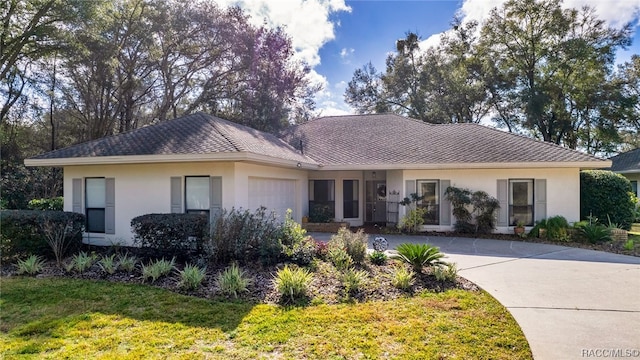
[25,113,610,246]
[609,148,640,198]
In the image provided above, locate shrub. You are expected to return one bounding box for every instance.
[368,251,387,265]
[391,266,415,291]
[280,210,316,265]
[329,228,368,264]
[393,243,446,273]
[445,187,500,234]
[217,263,251,298]
[530,216,570,241]
[16,255,45,275]
[178,264,207,290]
[314,240,329,259]
[327,247,353,271]
[27,197,63,211]
[433,263,458,282]
[341,268,368,296]
[581,170,635,230]
[309,204,333,223]
[98,254,117,274]
[66,251,98,273]
[117,253,138,272]
[274,265,313,303]
[131,213,208,258]
[0,210,84,260]
[580,223,611,244]
[284,236,317,266]
[41,215,84,267]
[623,239,635,251]
[398,207,428,234]
[141,258,175,283]
[207,207,282,264]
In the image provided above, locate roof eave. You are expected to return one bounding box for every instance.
[316,160,611,171]
[613,169,640,174]
[24,152,320,169]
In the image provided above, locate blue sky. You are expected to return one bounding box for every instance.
[216,0,640,116]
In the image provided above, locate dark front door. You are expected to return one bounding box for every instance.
[365,181,386,223]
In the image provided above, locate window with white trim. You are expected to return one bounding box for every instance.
[86,178,106,233]
[417,180,439,225]
[509,179,534,226]
[185,176,210,214]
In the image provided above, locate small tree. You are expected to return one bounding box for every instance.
[399,193,426,233]
[445,186,500,234]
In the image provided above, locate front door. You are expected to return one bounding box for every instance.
[365,181,387,223]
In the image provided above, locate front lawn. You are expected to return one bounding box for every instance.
[0,277,531,359]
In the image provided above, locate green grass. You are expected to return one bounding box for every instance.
[0,277,532,359]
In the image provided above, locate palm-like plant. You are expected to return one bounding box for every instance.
[392,243,446,273]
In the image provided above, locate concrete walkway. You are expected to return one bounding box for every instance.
[311,233,640,360]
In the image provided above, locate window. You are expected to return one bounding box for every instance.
[86,178,106,233]
[343,180,359,218]
[509,179,533,226]
[632,180,638,197]
[185,176,210,214]
[417,180,439,225]
[309,180,335,220]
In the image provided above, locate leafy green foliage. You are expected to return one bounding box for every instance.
[178,264,207,290]
[274,265,313,303]
[280,209,316,265]
[529,216,571,241]
[327,247,353,271]
[117,253,138,273]
[0,210,84,260]
[393,243,446,273]
[398,207,428,234]
[391,266,415,291]
[341,268,368,296]
[16,255,45,275]
[27,197,63,211]
[368,251,387,265]
[309,204,333,223]
[131,213,209,257]
[141,258,176,283]
[207,207,282,264]
[433,263,458,283]
[66,251,98,273]
[217,263,251,298]
[98,254,117,275]
[581,170,635,230]
[580,224,611,244]
[328,228,368,264]
[623,239,635,251]
[445,187,500,234]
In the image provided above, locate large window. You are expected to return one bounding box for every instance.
[343,180,359,219]
[417,180,439,225]
[185,176,210,214]
[509,179,533,226]
[86,178,106,233]
[309,180,335,220]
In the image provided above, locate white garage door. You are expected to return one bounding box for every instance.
[248,177,297,220]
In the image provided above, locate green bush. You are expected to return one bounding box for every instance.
[274,265,313,303]
[178,264,207,290]
[445,187,500,234]
[368,251,387,265]
[433,263,458,282]
[398,207,428,234]
[309,204,333,223]
[98,254,118,274]
[341,268,368,296]
[217,263,251,298]
[141,258,175,283]
[329,228,368,264]
[581,170,634,230]
[16,255,45,275]
[327,247,353,271]
[280,210,316,265]
[131,213,209,257]
[393,243,446,273]
[27,197,63,211]
[580,223,611,244]
[529,216,571,241]
[66,251,98,273]
[117,253,138,272]
[0,210,84,260]
[207,207,282,264]
[391,266,415,291]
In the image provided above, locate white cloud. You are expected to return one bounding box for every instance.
[213,0,351,67]
[340,47,354,59]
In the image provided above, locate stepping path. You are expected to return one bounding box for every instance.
[310,233,640,359]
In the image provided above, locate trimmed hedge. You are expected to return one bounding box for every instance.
[131,213,209,257]
[0,210,85,259]
[580,170,634,230]
[28,197,64,211]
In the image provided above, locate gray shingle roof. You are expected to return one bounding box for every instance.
[32,112,315,164]
[609,148,640,172]
[280,114,605,166]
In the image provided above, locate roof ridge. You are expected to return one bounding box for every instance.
[202,113,243,152]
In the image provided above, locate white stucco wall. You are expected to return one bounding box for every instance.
[402,167,581,233]
[621,173,640,197]
[308,170,365,226]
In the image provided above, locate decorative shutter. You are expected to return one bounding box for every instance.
[497,179,508,227]
[170,177,182,213]
[72,178,82,214]
[405,180,416,198]
[439,180,451,226]
[210,177,223,221]
[105,178,115,234]
[534,179,547,222]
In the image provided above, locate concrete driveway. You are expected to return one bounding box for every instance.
[311,233,640,359]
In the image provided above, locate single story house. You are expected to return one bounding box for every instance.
[25,113,610,246]
[609,148,640,198]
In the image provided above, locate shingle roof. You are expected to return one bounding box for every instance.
[280,114,605,166]
[32,112,315,164]
[610,148,640,173]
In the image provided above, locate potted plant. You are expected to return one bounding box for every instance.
[514,220,525,236]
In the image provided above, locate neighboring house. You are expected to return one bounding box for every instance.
[609,148,640,198]
[25,113,610,246]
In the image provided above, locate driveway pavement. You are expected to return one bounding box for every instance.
[310,232,640,359]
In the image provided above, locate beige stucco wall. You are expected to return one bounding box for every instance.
[402,167,581,233]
